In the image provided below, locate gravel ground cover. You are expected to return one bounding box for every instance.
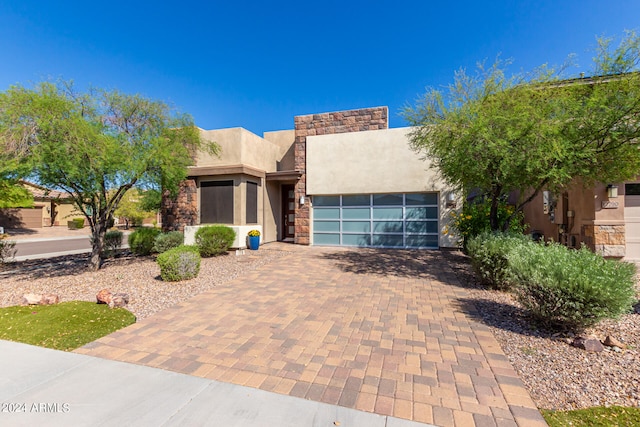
[446,252,640,411]
[1,248,638,411]
[0,248,289,320]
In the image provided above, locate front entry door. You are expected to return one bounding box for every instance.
[282,185,295,242]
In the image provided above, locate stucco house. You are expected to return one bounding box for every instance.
[162,106,458,250]
[0,181,83,229]
[522,180,640,261]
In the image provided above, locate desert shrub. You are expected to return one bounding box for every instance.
[153,231,184,254]
[103,230,123,258]
[195,225,235,257]
[0,234,16,264]
[73,218,85,228]
[509,242,637,332]
[128,227,162,256]
[448,199,525,250]
[156,245,201,281]
[466,231,532,291]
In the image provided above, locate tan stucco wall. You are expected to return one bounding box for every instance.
[195,127,282,172]
[188,128,298,242]
[523,181,627,254]
[264,181,281,243]
[306,127,446,195]
[56,203,84,225]
[263,130,296,171]
[306,127,457,248]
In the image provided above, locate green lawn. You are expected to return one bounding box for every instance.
[0,301,136,351]
[542,406,640,426]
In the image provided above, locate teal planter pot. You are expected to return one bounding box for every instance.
[248,235,260,250]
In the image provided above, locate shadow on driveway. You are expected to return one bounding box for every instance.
[453,296,544,338]
[320,248,476,286]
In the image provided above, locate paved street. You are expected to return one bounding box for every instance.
[5,226,129,260]
[12,235,92,260]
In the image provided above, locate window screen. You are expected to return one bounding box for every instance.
[246,181,258,223]
[200,180,234,224]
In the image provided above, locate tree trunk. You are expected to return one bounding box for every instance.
[88,220,107,271]
[489,189,501,231]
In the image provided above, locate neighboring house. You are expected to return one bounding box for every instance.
[0,181,83,229]
[162,106,459,249]
[523,180,640,261]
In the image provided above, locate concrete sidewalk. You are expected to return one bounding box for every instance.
[0,340,429,427]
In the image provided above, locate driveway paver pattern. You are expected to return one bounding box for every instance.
[76,245,547,427]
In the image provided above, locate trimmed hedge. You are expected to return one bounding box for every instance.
[128,227,162,256]
[509,242,636,332]
[156,245,201,282]
[153,231,184,254]
[195,225,235,257]
[466,232,532,291]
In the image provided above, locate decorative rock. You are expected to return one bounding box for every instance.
[22,293,42,305]
[22,293,60,305]
[572,336,605,352]
[109,293,129,308]
[633,300,640,314]
[40,294,59,305]
[603,336,626,350]
[96,289,112,304]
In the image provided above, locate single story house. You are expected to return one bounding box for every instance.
[0,181,83,229]
[162,106,459,250]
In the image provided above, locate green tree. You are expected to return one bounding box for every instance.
[0,88,34,208]
[0,81,219,270]
[114,188,156,229]
[403,31,640,232]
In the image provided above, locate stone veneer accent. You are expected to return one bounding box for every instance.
[293,107,388,245]
[582,224,626,258]
[161,179,197,232]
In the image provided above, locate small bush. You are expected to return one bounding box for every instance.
[153,231,184,254]
[448,199,526,250]
[0,234,16,264]
[466,232,532,291]
[103,230,123,258]
[195,225,236,257]
[156,245,201,281]
[73,218,85,228]
[509,243,637,332]
[128,227,162,256]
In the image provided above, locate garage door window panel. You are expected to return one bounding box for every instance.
[312,192,439,249]
[373,194,403,206]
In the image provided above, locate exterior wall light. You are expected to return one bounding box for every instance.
[445,192,457,208]
[607,184,619,199]
[299,196,305,205]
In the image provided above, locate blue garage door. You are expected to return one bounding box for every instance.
[312,193,439,248]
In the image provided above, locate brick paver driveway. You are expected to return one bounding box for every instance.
[77,245,546,426]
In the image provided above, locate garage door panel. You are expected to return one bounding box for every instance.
[312,193,439,249]
[0,207,43,228]
[624,192,640,260]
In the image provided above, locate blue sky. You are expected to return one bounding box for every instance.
[1,1,639,135]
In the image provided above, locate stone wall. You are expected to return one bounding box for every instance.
[582,224,626,258]
[293,107,388,244]
[161,179,197,232]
